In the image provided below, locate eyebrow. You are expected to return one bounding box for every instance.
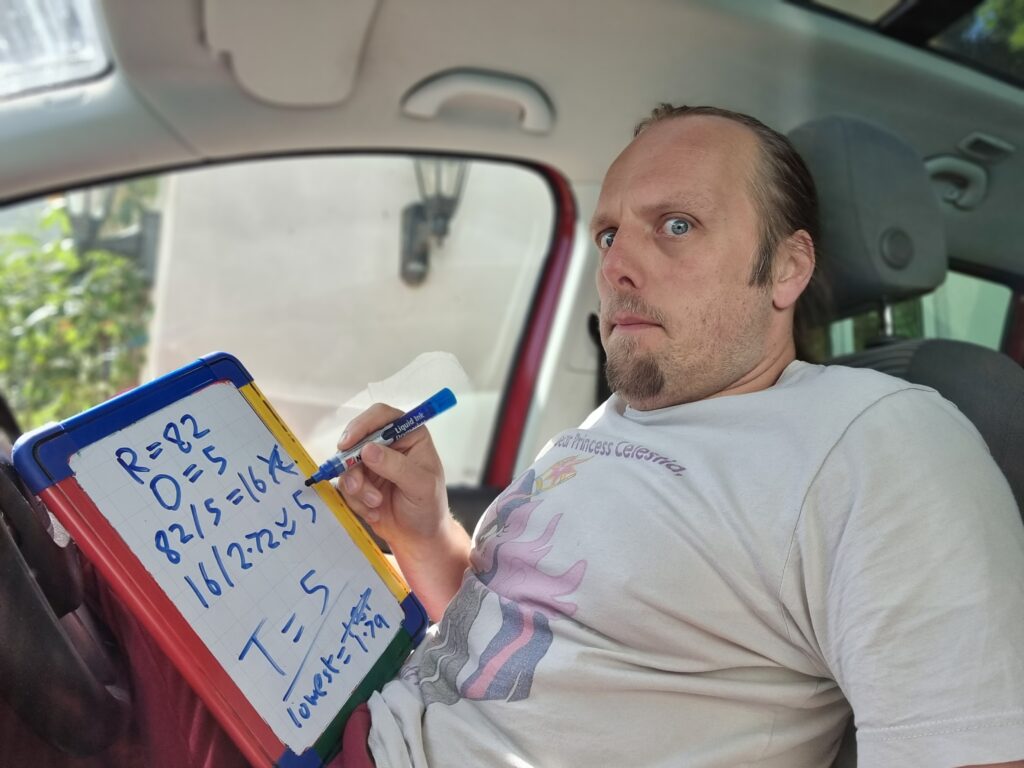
[589,211,617,235]
[589,196,710,234]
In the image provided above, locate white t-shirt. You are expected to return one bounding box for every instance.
[368,361,1024,767]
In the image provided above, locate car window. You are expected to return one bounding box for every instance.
[0,155,556,486]
[827,270,1014,356]
[791,0,1024,87]
[0,0,110,100]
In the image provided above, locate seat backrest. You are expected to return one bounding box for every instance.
[788,115,1024,768]
[789,115,947,319]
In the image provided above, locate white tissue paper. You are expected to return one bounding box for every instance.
[306,351,491,486]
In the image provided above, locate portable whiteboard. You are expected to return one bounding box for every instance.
[13,352,428,767]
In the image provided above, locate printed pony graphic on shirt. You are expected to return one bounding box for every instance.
[414,457,588,705]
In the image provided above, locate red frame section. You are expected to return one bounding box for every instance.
[483,165,577,489]
[1003,290,1024,365]
[40,477,284,768]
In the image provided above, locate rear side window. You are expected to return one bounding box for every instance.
[0,0,109,100]
[0,155,556,485]
[827,270,1013,356]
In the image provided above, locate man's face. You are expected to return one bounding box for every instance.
[592,115,779,410]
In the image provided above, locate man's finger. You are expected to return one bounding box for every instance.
[360,443,437,505]
[334,476,380,524]
[337,462,390,512]
[339,464,364,495]
[338,404,404,450]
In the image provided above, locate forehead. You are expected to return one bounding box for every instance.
[594,115,761,222]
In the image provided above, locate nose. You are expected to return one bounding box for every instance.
[598,230,641,292]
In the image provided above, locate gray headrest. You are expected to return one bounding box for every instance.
[788,116,946,317]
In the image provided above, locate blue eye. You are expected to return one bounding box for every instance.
[662,218,690,236]
[597,229,616,249]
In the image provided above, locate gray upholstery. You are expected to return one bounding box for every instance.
[789,115,947,317]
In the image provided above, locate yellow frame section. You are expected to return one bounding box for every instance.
[238,382,410,603]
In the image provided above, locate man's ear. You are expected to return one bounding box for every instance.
[772,229,815,310]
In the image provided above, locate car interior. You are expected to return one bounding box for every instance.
[1,1,1023,766]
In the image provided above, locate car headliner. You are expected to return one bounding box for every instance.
[1,0,1022,278]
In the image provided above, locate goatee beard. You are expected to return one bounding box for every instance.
[605,337,666,403]
[600,294,670,404]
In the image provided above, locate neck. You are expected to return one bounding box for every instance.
[707,340,797,402]
[624,337,798,412]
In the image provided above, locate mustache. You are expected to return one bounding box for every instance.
[599,294,668,327]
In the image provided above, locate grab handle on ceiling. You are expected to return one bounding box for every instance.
[402,69,555,135]
[925,155,988,210]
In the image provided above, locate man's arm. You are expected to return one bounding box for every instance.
[334,403,472,622]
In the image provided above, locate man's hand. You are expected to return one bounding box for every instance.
[334,403,471,621]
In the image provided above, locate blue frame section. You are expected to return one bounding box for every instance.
[276,746,325,768]
[12,352,251,494]
[400,593,428,646]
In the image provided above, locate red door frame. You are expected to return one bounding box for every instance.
[483,165,577,490]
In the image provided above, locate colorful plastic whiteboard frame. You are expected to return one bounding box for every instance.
[13,352,428,768]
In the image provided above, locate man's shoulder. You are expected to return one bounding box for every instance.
[786,360,954,416]
[775,360,983,451]
[803,362,992,469]
[788,359,920,396]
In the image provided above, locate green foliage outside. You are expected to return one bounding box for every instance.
[977,0,1024,51]
[851,297,923,350]
[0,201,151,431]
[797,297,924,361]
[938,0,1024,80]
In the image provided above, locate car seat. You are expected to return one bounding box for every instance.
[788,114,1024,768]
[789,114,1023,514]
[0,394,137,765]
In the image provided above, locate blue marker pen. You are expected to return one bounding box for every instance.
[304,388,457,486]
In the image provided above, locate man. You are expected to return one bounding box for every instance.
[335,106,1024,767]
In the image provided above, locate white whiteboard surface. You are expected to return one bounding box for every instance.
[70,382,403,752]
